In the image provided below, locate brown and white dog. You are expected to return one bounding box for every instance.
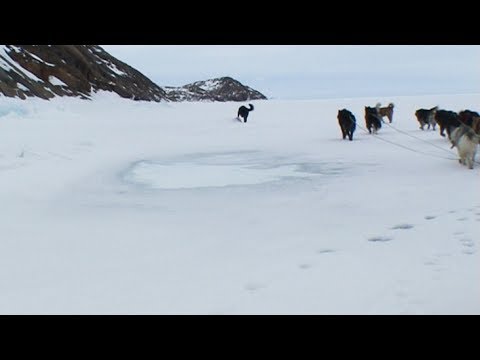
[376,103,395,123]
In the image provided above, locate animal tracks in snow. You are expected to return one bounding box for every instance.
[391,223,415,230]
[368,224,414,244]
[298,263,312,270]
[297,205,478,302]
[458,236,476,255]
[367,204,479,247]
[316,249,336,254]
[244,282,267,293]
[368,236,393,242]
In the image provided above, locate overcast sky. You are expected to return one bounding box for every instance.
[102,45,480,100]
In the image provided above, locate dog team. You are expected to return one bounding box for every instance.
[236,102,480,169]
[336,103,480,169]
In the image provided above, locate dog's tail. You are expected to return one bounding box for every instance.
[248,104,254,111]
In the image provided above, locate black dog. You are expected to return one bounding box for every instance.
[434,109,459,138]
[365,106,382,134]
[237,104,254,123]
[458,110,479,128]
[337,109,356,141]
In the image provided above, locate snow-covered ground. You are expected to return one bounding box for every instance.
[0,92,478,314]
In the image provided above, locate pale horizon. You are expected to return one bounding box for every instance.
[102,45,480,100]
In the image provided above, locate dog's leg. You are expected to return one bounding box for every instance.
[467,157,474,169]
[447,127,454,140]
[465,151,473,169]
[440,125,446,137]
[466,146,476,169]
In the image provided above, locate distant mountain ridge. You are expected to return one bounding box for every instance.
[0,45,267,102]
[164,77,267,102]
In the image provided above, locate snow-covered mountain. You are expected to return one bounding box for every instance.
[0,45,168,101]
[164,77,267,102]
[0,46,267,102]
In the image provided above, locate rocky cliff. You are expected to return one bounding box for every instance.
[0,45,168,101]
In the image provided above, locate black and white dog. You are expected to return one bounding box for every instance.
[365,106,382,134]
[415,106,438,130]
[237,104,254,123]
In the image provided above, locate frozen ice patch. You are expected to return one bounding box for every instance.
[127,161,308,189]
[122,153,338,190]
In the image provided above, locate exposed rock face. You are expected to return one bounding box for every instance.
[164,77,267,102]
[0,45,167,101]
[0,46,267,102]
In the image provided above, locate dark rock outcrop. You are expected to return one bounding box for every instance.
[0,45,167,101]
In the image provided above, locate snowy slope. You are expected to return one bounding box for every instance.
[0,45,168,101]
[0,92,478,314]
